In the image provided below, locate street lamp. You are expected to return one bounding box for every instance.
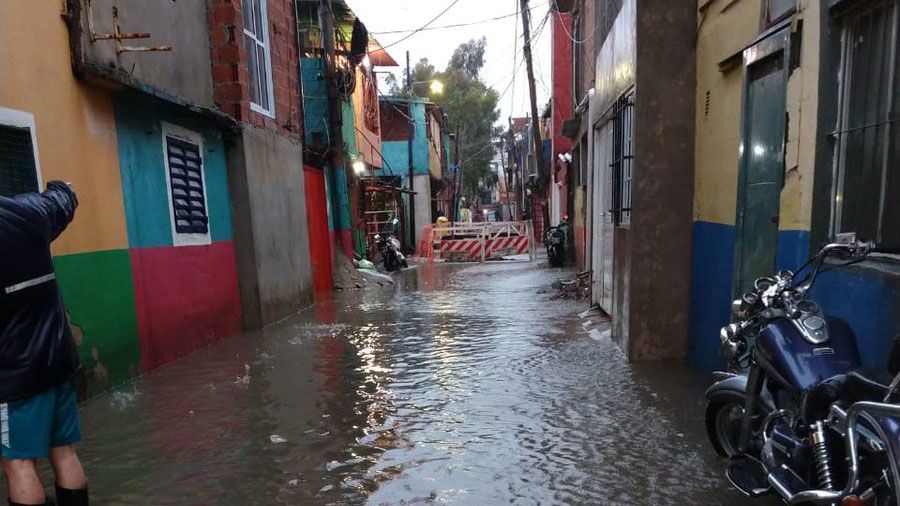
[352,159,367,176]
[429,80,444,95]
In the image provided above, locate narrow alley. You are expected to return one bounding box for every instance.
[26,262,756,505]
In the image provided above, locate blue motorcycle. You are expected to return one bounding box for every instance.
[707,237,900,504]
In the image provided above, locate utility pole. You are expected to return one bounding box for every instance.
[453,124,461,221]
[519,0,545,224]
[319,0,346,255]
[406,51,416,249]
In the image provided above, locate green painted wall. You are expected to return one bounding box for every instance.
[342,99,359,158]
[54,249,141,397]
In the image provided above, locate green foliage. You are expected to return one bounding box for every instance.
[398,39,500,199]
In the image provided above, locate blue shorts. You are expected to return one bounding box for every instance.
[0,381,82,459]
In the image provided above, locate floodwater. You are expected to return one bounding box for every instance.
[10,261,768,505]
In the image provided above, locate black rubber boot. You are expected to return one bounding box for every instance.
[53,485,87,506]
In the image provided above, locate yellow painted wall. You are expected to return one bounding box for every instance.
[694,0,763,226]
[0,0,128,254]
[780,1,819,231]
[695,0,820,232]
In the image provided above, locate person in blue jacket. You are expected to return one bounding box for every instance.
[0,181,87,506]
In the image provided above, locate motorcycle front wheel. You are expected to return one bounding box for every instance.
[705,393,745,458]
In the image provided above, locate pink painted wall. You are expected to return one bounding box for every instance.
[131,242,242,371]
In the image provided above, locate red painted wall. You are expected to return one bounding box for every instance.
[551,11,574,155]
[304,167,334,294]
[551,11,573,230]
[131,242,243,371]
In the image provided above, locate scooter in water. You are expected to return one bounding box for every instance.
[706,235,900,504]
[546,219,568,267]
[374,219,407,272]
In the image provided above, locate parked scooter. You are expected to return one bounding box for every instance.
[546,218,568,267]
[374,219,408,272]
[706,235,900,504]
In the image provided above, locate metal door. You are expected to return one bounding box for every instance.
[733,29,789,296]
[591,121,614,311]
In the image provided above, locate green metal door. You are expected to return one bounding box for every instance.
[733,30,789,296]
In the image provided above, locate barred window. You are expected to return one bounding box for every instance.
[0,108,41,198]
[831,0,899,248]
[164,127,210,244]
[243,0,275,117]
[611,94,634,226]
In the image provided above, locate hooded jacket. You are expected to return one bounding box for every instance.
[0,181,79,403]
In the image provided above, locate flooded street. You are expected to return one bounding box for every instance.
[19,261,763,505]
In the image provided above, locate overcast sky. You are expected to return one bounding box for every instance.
[345,0,553,125]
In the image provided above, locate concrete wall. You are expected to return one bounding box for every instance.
[628,0,696,360]
[67,0,214,107]
[228,126,313,329]
[411,174,431,245]
[590,0,636,124]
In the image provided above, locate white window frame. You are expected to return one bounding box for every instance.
[161,123,211,247]
[0,106,43,192]
[243,0,276,118]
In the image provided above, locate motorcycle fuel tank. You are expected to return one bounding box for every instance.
[755,317,862,391]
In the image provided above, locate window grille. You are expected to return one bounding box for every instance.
[165,136,209,236]
[610,94,634,225]
[831,0,899,247]
[0,125,39,198]
[243,0,275,116]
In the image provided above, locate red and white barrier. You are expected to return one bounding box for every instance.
[418,221,535,263]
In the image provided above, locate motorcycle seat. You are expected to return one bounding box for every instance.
[834,369,897,403]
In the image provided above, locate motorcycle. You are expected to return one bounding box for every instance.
[546,220,567,267]
[706,235,900,504]
[374,220,407,272]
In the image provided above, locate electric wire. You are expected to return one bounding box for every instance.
[551,0,609,45]
[370,2,548,35]
[379,0,462,50]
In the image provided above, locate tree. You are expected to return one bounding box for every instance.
[382,40,501,200]
[448,37,487,80]
[431,39,501,199]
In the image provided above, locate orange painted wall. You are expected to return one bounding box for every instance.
[0,0,128,255]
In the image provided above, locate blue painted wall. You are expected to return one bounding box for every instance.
[380,141,408,177]
[378,99,431,177]
[689,221,736,371]
[113,96,233,248]
[689,221,900,372]
[300,58,330,146]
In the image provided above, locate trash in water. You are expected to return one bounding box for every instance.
[326,458,365,472]
[356,259,376,270]
[269,434,288,444]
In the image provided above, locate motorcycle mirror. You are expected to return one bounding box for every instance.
[731,299,743,316]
